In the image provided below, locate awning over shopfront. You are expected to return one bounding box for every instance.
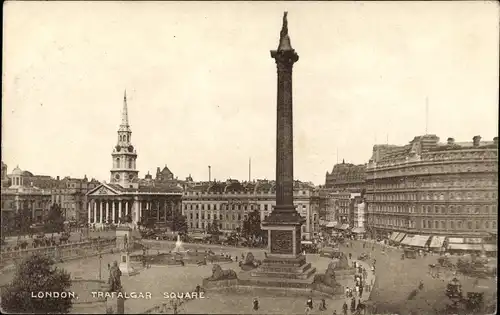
[448,237,464,244]
[326,221,338,228]
[401,235,414,246]
[448,243,483,251]
[352,227,366,234]
[409,235,430,247]
[395,233,406,243]
[429,236,446,248]
[334,223,343,229]
[389,232,399,241]
[482,244,497,252]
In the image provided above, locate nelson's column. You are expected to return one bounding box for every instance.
[250,12,316,286]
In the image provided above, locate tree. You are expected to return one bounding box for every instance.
[1,255,73,314]
[14,208,32,237]
[242,209,263,240]
[46,204,65,235]
[172,214,187,234]
[208,219,221,236]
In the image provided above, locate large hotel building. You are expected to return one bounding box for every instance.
[365,134,498,247]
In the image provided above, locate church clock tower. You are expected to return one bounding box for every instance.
[110,91,139,189]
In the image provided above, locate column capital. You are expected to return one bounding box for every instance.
[271,49,299,69]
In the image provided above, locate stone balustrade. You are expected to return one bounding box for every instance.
[0,239,116,264]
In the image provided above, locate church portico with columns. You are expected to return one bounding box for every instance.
[86,184,182,228]
[86,91,183,228]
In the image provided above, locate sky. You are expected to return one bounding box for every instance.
[2,1,499,185]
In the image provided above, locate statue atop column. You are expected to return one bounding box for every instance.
[277,11,293,51]
[280,12,288,38]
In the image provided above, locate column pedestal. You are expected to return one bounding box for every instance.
[105,295,125,314]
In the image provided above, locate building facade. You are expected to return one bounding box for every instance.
[1,165,53,233]
[51,176,100,224]
[325,161,366,191]
[182,180,321,240]
[365,135,498,243]
[86,92,183,228]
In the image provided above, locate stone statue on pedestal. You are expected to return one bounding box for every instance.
[108,261,122,292]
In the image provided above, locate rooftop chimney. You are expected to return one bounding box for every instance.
[57,176,60,181]
[447,137,455,145]
[473,135,481,147]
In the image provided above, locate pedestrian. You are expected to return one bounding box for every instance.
[359,285,363,298]
[349,253,352,260]
[306,298,313,310]
[319,299,327,311]
[350,298,356,312]
[333,310,338,315]
[342,301,348,315]
[107,263,110,270]
[253,298,259,311]
[345,286,349,298]
[355,285,359,297]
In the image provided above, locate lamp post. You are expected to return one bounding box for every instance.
[97,240,103,281]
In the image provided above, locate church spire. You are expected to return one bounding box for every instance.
[119,90,131,133]
[121,90,129,127]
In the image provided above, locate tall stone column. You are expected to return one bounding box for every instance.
[88,201,91,224]
[93,201,97,224]
[112,201,116,223]
[262,11,305,256]
[118,201,122,221]
[99,201,104,224]
[105,201,110,224]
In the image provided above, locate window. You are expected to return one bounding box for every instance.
[219,214,222,220]
[467,221,473,229]
[450,221,455,229]
[457,221,462,229]
[196,213,199,219]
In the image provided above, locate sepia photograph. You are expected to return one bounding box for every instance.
[1,1,498,314]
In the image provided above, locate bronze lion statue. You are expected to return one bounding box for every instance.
[335,252,350,270]
[239,252,260,271]
[313,262,340,287]
[206,264,237,281]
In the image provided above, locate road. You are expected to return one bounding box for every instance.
[340,239,497,314]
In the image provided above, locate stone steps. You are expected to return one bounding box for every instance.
[262,255,307,267]
[238,277,314,289]
[251,266,316,280]
[259,262,312,274]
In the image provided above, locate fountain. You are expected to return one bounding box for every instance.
[173,234,186,254]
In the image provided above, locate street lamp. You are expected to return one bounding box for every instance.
[97,240,103,281]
